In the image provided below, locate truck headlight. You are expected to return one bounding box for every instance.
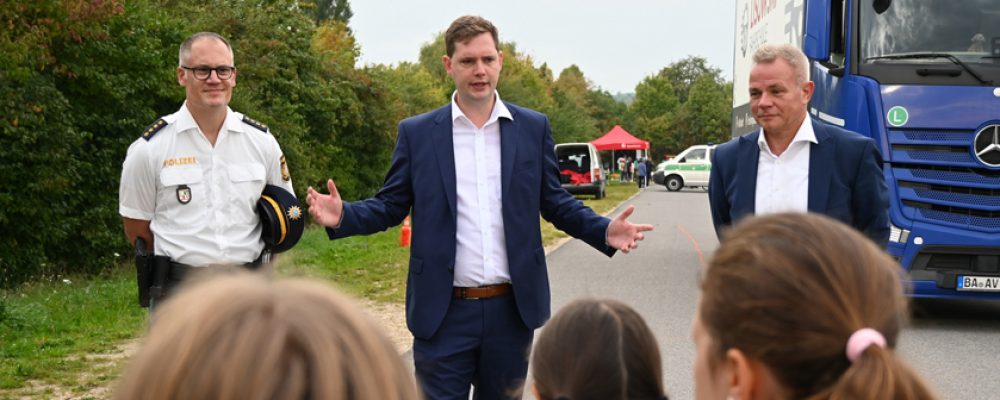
[889,223,910,244]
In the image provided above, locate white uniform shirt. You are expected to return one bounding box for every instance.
[451,91,513,287]
[119,103,294,266]
[754,118,816,215]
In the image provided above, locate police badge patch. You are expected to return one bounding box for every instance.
[287,206,302,220]
[177,185,192,204]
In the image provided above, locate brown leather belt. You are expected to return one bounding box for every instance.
[453,283,512,300]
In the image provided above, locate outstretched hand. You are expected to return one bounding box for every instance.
[607,205,654,254]
[306,179,344,228]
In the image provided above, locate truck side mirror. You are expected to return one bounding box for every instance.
[873,0,892,14]
[803,0,832,61]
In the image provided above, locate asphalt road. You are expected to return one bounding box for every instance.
[540,186,1000,399]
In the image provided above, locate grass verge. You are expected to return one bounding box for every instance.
[275,226,411,303]
[0,269,145,394]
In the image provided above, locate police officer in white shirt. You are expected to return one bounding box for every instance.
[119,32,295,302]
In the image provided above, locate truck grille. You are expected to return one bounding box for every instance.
[908,246,1000,281]
[889,128,1000,232]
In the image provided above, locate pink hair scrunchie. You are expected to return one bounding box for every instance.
[846,328,887,363]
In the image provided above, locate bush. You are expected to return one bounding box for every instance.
[0,1,188,287]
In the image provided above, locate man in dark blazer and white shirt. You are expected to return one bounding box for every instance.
[306,16,653,400]
[709,43,889,245]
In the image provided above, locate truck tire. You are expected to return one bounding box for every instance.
[665,175,683,192]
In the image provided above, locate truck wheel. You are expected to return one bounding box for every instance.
[665,176,683,192]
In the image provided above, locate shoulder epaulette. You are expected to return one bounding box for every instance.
[242,116,269,133]
[141,118,168,141]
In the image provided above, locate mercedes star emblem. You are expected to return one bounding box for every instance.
[973,124,1000,167]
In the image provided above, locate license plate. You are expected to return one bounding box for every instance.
[956,275,1000,292]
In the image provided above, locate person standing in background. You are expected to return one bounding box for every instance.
[708,44,888,245]
[119,32,297,307]
[637,158,647,188]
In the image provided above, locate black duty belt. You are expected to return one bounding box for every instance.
[138,252,270,307]
[166,254,267,281]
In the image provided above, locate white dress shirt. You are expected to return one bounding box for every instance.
[754,118,816,215]
[451,92,513,287]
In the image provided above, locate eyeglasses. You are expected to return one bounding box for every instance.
[181,66,236,80]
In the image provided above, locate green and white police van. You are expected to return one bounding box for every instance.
[652,144,716,191]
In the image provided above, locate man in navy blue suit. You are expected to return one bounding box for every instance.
[709,43,889,245]
[306,15,653,400]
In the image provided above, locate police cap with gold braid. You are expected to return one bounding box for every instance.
[257,185,304,253]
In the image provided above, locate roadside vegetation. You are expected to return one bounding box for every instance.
[0,182,638,398]
[0,270,142,396]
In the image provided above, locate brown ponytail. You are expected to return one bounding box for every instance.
[700,213,937,400]
[812,345,937,400]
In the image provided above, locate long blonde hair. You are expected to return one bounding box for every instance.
[115,273,421,400]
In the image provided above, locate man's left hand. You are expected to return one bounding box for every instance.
[607,205,654,254]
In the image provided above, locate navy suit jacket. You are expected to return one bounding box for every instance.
[708,118,889,245]
[327,103,614,339]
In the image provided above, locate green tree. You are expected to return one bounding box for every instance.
[625,57,732,158]
[417,32,450,93]
[368,62,449,121]
[675,74,733,147]
[537,62,554,85]
[553,65,589,100]
[548,65,599,143]
[312,19,359,67]
[496,43,554,113]
[586,89,627,133]
[0,0,185,286]
[660,56,723,103]
[302,19,396,199]
[627,73,679,157]
[305,0,353,25]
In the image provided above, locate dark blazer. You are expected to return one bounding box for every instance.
[708,118,889,245]
[327,103,614,339]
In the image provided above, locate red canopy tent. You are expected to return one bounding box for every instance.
[590,125,649,151]
[590,126,650,179]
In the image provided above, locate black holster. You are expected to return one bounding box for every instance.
[149,256,172,305]
[134,238,152,307]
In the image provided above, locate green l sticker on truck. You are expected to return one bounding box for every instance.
[887,106,909,127]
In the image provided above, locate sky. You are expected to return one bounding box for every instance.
[349,0,737,95]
